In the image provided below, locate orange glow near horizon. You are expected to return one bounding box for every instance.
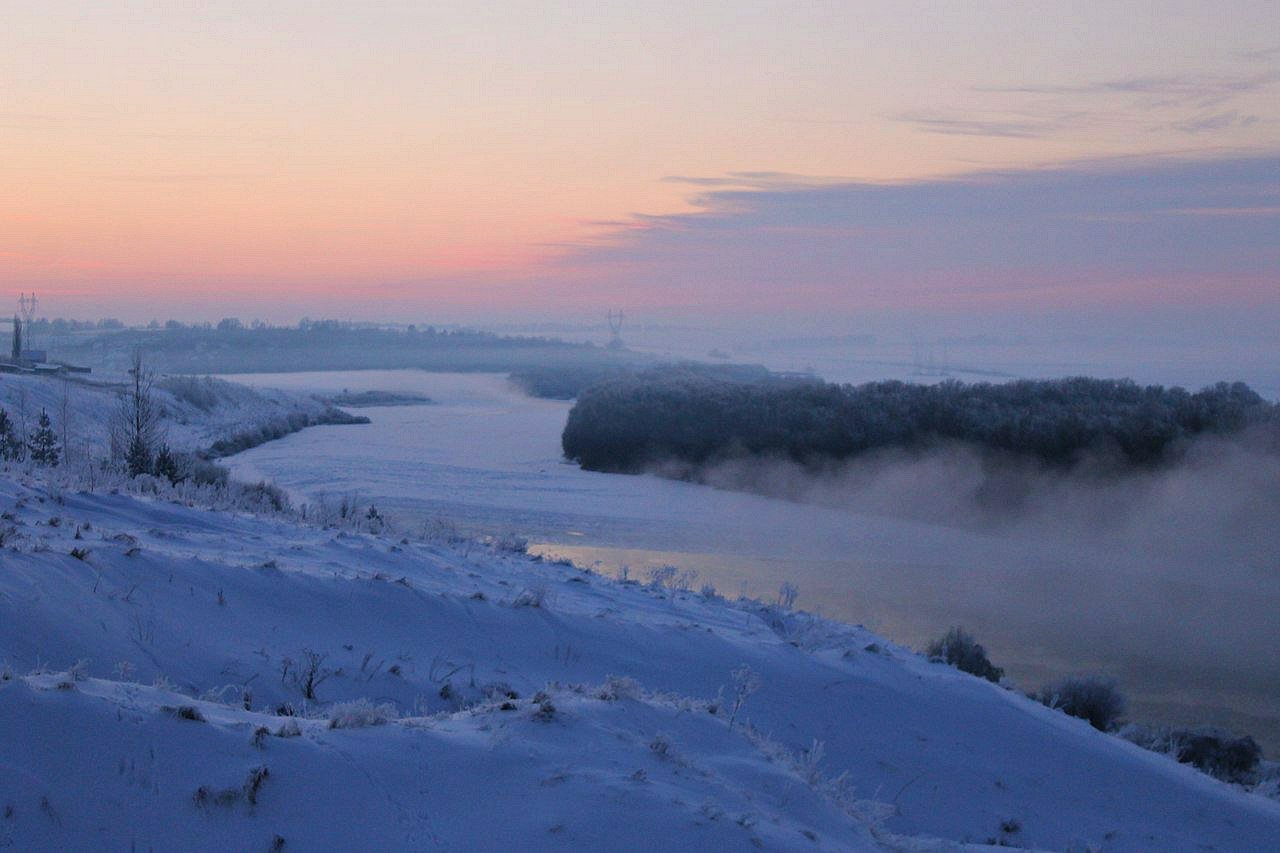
[3,3,1279,320]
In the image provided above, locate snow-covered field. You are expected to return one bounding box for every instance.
[2,470,1280,850]
[221,371,1280,753]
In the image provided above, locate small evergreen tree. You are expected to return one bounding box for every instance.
[126,435,153,477]
[0,407,23,461]
[28,409,61,466]
[153,444,183,484]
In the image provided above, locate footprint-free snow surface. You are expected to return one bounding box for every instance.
[1,474,1278,850]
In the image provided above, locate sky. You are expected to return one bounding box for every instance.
[2,1,1278,331]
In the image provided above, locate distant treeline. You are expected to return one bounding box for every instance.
[56,323,649,376]
[324,390,434,408]
[511,362,773,400]
[206,409,369,458]
[562,369,1279,474]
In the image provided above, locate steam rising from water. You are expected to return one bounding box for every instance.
[695,430,1280,574]
[686,431,1280,743]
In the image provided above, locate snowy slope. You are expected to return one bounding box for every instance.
[0,372,356,459]
[1,471,1279,850]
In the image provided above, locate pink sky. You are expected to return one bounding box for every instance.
[2,2,1278,323]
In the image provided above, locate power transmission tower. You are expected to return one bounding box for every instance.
[607,310,625,351]
[17,292,38,354]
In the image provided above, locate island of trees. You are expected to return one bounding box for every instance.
[562,368,1278,474]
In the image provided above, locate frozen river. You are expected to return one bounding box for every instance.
[223,369,1280,751]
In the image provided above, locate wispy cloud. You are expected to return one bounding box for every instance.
[892,112,1068,139]
[979,70,1280,109]
[893,65,1280,144]
[1169,110,1260,134]
[542,155,1280,314]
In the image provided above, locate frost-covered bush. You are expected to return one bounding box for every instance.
[925,627,1003,683]
[512,585,548,608]
[595,675,642,701]
[1176,729,1263,782]
[189,458,230,486]
[159,375,226,412]
[489,532,528,554]
[233,480,292,514]
[275,719,302,738]
[646,565,678,590]
[1037,674,1126,731]
[327,699,397,729]
[1123,724,1262,782]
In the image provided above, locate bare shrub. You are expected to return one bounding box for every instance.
[1037,674,1126,731]
[243,766,270,805]
[672,569,698,592]
[163,705,207,723]
[512,585,548,609]
[727,665,761,730]
[192,766,270,810]
[646,565,677,590]
[925,626,1003,683]
[280,649,332,700]
[649,733,676,759]
[532,689,557,721]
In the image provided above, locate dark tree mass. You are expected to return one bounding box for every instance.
[563,369,1278,474]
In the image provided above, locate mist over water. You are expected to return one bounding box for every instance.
[688,435,1280,735]
[697,429,1280,567]
[222,369,1280,752]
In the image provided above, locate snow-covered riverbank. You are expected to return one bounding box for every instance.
[2,470,1279,850]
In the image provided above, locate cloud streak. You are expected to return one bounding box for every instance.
[542,155,1280,317]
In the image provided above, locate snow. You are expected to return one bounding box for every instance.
[220,371,1280,752]
[0,372,349,459]
[2,471,1279,850]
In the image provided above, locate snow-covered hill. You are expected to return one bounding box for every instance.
[1,471,1278,850]
[0,373,362,461]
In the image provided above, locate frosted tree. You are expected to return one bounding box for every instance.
[110,349,166,476]
[27,409,61,466]
[0,408,24,461]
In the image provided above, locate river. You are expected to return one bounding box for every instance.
[222,369,1280,752]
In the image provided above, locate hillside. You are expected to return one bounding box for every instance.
[0,373,365,461]
[1,469,1278,850]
